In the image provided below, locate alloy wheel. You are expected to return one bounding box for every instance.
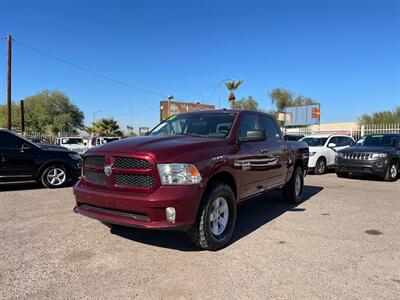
[209,197,229,236]
[46,168,66,186]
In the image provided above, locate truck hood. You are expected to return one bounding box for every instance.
[86,135,230,163]
[339,146,394,153]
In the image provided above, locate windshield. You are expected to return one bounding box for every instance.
[357,134,398,147]
[150,113,237,138]
[62,138,84,145]
[301,137,328,147]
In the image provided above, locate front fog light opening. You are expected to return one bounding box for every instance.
[166,207,176,222]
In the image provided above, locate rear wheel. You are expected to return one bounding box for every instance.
[314,157,327,175]
[384,160,398,182]
[282,166,304,204]
[41,164,69,188]
[188,182,236,251]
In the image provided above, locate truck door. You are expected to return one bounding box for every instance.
[234,113,272,199]
[257,115,289,188]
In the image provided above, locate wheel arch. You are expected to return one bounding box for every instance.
[205,171,237,200]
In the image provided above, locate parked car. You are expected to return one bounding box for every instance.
[90,136,121,148]
[336,133,399,181]
[73,110,309,250]
[55,137,89,155]
[300,134,355,174]
[0,129,81,188]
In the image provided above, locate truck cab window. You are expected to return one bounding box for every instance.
[259,116,281,141]
[238,114,257,139]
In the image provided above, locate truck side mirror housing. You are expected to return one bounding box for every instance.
[328,143,336,148]
[238,130,266,143]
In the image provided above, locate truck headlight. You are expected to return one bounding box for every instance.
[337,152,344,158]
[371,153,387,159]
[157,163,202,185]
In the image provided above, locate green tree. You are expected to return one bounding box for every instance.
[92,118,121,136]
[358,107,400,124]
[225,80,244,109]
[0,102,20,129]
[269,88,317,112]
[233,96,264,111]
[0,90,84,134]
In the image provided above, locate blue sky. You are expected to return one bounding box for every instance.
[0,0,399,131]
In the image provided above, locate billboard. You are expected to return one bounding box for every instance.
[139,127,149,136]
[160,101,215,121]
[284,104,321,126]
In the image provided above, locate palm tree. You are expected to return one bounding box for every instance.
[92,118,120,136]
[224,80,243,109]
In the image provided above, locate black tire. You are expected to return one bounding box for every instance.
[336,171,349,178]
[384,160,398,182]
[41,164,69,188]
[282,166,304,204]
[188,182,237,251]
[314,157,327,175]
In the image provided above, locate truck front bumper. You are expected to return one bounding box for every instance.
[73,180,203,230]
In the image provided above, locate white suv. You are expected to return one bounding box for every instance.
[300,134,355,174]
[55,137,89,155]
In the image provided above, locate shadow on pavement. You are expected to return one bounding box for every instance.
[110,185,324,251]
[0,181,43,192]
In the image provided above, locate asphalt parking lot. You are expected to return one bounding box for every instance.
[1,174,399,299]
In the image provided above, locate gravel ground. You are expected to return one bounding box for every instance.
[1,173,399,299]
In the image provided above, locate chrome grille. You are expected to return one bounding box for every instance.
[344,152,372,160]
[84,170,106,185]
[115,174,155,188]
[84,156,105,168]
[113,156,151,169]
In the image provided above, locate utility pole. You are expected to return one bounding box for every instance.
[7,35,12,130]
[20,100,25,134]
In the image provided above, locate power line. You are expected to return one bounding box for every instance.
[13,39,168,98]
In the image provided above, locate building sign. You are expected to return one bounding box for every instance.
[160,101,215,121]
[139,127,149,136]
[312,107,321,119]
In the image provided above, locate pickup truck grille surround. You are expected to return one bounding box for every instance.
[83,154,158,191]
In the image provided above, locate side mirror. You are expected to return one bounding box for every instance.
[145,132,150,136]
[328,143,336,148]
[238,130,266,143]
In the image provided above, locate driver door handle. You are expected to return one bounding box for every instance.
[281,145,288,151]
[260,149,269,154]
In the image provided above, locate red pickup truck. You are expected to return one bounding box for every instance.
[73,110,309,250]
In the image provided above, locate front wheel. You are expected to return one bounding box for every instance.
[188,182,237,251]
[282,166,304,204]
[314,157,327,175]
[41,165,69,188]
[384,161,398,182]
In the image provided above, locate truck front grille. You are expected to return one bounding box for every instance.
[113,156,151,169]
[84,170,106,185]
[83,154,157,191]
[84,155,105,168]
[115,174,155,188]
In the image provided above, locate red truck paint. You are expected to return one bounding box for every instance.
[73,110,309,249]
